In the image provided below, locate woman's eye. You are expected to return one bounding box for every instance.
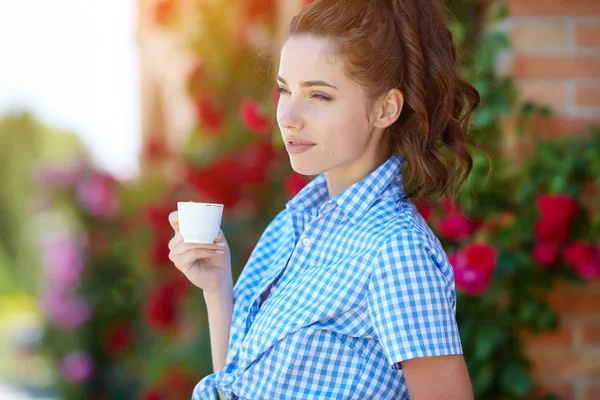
[311,93,332,101]
[276,87,290,94]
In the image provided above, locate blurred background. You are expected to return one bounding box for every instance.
[0,0,598,399]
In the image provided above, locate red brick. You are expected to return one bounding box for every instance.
[537,380,574,400]
[514,55,600,79]
[532,115,600,139]
[581,322,600,347]
[523,322,573,347]
[512,24,568,50]
[524,348,600,379]
[509,0,600,17]
[576,25,600,47]
[575,85,600,107]
[545,282,600,316]
[584,382,600,400]
[519,81,567,109]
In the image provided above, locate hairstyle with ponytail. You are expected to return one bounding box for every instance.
[286,0,488,204]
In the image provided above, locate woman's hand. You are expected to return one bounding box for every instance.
[168,211,233,294]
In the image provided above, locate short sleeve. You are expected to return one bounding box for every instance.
[367,232,463,369]
[191,373,218,400]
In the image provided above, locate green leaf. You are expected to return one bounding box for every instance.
[471,362,494,396]
[500,362,535,396]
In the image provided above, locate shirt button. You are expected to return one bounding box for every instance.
[302,238,312,246]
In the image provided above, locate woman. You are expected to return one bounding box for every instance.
[169,0,483,398]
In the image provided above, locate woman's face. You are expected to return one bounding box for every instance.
[276,35,388,183]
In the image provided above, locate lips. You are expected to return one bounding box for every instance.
[285,137,316,145]
[285,140,316,154]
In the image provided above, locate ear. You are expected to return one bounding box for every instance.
[372,88,404,130]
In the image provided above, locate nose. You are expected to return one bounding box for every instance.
[277,97,304,131]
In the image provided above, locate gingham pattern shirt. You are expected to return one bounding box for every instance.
[192,154,462,400]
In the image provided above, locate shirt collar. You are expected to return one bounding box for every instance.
[285,154,406,225]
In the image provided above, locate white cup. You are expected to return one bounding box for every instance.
[177,201,224,244]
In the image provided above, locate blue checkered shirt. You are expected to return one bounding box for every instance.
[192,154,462,399]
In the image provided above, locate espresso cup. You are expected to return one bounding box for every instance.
[177,201,224,244]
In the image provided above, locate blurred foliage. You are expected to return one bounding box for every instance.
[0,114,87,294]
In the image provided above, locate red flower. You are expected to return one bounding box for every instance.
[437,213,475,242]
[449,250,494,296]
[415,200,433,221]
[563,242,600,280]
[144,204,173,231]
[449,242,497,295]
[144,284,178,331]
[139,388,162,400]
[536,194,578,223]
[143,137,169,163]
[194,95,225,135]
[284,172,311,199]
[534,217,571,244]
[148,233,172,269]
[187,163,243,209]
[463,242,497,275]
[165,274,191,302]
[161,369,198,397]
[241,141,278,183]
[533,194,578,244]
[532,242,560,267]
[104,323,133,357]
[440,199,459,214]
[240,98,271,135]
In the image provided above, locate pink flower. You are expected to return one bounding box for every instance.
[563,241,600,280]
[437,213,475,242]
[61,351,94,383]
[449,242,497,296]
[42,293,91,330]
[42,236,84,293]
[240,98,271,135]
[34,158,88,188]
[532,242,560,267]
[76,171,119,219]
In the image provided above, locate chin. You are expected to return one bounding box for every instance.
[289,157,324,176]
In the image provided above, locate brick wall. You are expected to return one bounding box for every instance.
[504,0,600,139]
[502,1,600,399]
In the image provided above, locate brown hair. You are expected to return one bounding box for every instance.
[285,0,489,204]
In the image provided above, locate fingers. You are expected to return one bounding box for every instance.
[168,211,179,231]
[170,240,225,256]
[168,232,183,251]
[170,248,223,272]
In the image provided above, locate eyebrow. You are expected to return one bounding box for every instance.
[276,76,338,90]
